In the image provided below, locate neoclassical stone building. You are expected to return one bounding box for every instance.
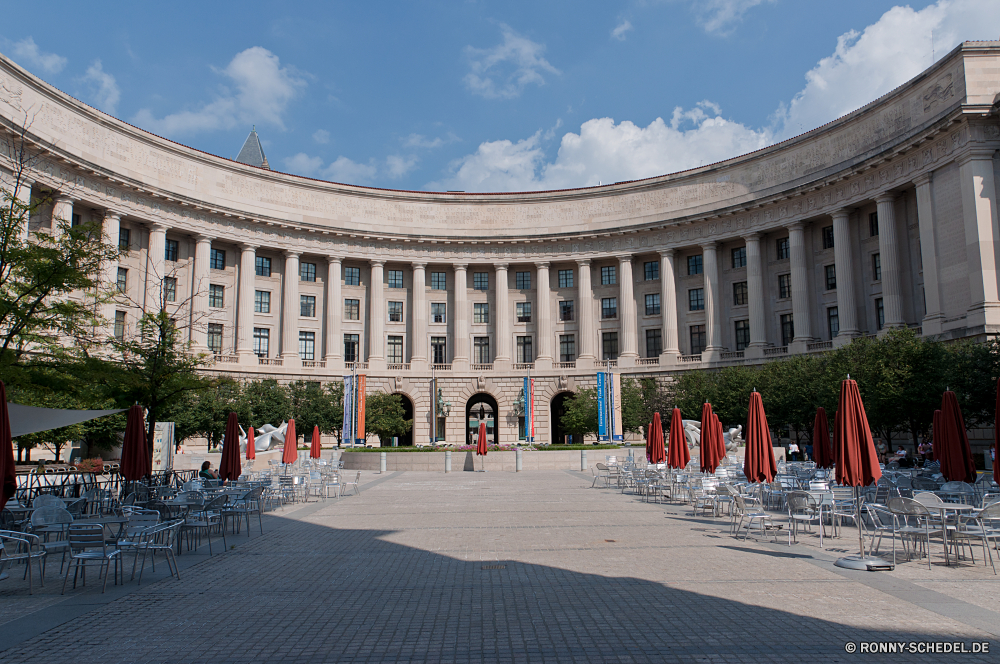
[2,42,1000,445]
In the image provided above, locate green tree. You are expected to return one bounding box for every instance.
[288,381,343,442]
[242,379,291,430]
[364,391,412,445]
[559,388,599,438]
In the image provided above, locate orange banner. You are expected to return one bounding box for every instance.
[356,374,366,442]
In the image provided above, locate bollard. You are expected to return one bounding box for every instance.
[445,449,452,473]
[515,448,523,472]
[581,449,587,471]
[380,451,387,473]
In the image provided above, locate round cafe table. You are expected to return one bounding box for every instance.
[930,503,976,566]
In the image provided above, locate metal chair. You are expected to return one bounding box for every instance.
[786,491,825,547]
[131,520,183,584]
[341,471,361,497]
[62,524,122,594]
[732,495,778,542]
[0,530,47,594]
[887,496,942,570]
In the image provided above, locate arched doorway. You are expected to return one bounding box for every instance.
[395,393,414,447]
[465,393,498,446]
[550,391,575,445]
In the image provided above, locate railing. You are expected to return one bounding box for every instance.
[555,361,576,369]
[679,354,702,363]
[910,325,923,336]
[763,346,788,356]
[720,351,745,360]
[213,354,239,364]
[432,363,451,371]
[258,357,283,366]
[471,363,493,371]
[387,363,411,371]
[597,360,618,369]
[513,363,534,370]
[807,341,833,352]
[636,357,660,366]
[346,362,369,371]
[302,360,327,369]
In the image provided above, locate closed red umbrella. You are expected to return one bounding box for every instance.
[476,421,487,472]
[645,421,652,461]
[282,419,298,465]
[310,425,322,459]
[713,413,726,462]
[743,391,776,484]
[219,412,242,482]
[649,412,665,465]
[994,378,1000,479]
[931,409,941,462]
[120,405,151,482]
[813,407,833,469]
[700,403,724,474]
[246,427,256,460]
[938,391,976,483]
[0,382,15,512]
[667,408,690,470]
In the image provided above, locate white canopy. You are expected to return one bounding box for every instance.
[7,403,126,438]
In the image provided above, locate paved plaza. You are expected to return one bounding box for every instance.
[2,470,999,663]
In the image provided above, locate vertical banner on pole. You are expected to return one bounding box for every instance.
[611,372,624,442]
[529,378,536,442]
[522,377,530,442]
[430,377,436,443]
[342,375,354,446]
[356,374,366,445]
[596,372,607,441]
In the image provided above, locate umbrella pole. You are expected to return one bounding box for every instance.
[855,486,865,558]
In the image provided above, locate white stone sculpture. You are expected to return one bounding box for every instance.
[238,422,288,452]
[676,420,743,452]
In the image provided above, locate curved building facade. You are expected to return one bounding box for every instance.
[3,43,1000,445]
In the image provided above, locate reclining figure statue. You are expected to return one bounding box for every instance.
[677,420,744,453]
[237,422,288,453]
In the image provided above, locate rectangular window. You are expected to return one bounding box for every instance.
[344,334,360,363]
[387,270,404,289]
[516,301,532,323]
[431,271,446,290]
[474,337,491,364]
[827,307,839,339]
[255,256,271,277]
[602,332,619,360]
[210,248,225,270]
[473,272,489,291]
[780,314,794,346]
[732,247,746,269]
[116,267,127,293]
[875,298,884,330]
[255,290,270,314]
[690,325,706,355]
[822,226,835,249]
[474,302,489,324]
[872,253,881,281]
[733,281,748,306]
[600,266,617,285]
[431,337,447,364]
[164,277,176,302]
[253,328,269,357]
[209,284,224,308]
[869,212,879,237]
[558,269,574,288]
[387,335,403,364]
[207,323,223,354]
[388,301,403,322]
[645,329,662,358]
[71,213,81,228]
[644,261,659,281]
[644,293,661,315]
[344,298,360,320]
[776,237,790,260]
[559,300,574,322]
[118,228,130,251]
[300,262,317,282]
[298,331,315,361]
[825,264,837,290]
[688,288,704,311]
[164,239,179,262]
[687,255,702,275]
[300,295,317,318]
[516,336,533,363]
[734,320,750,351]
[431,302,446,324]
[601,297,617,319]
[344,267,361,286]
[114,311,126,340]
[515,271,531,289]
[559,335,575,362]
[778,274,791,299]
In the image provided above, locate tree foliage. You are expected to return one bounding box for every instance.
[364,391,412,445]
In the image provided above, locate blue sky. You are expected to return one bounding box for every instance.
[4,1,1000,192]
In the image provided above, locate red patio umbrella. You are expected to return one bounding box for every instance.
[648,412,666,465]
[476,421,487,472]
[218,412,242,482]
[120,404,151,482]
[938,390,976,484]
[993,378,999,479]
[743,391,776,484]
[0,381,15,512]
[813,407,834,469]
[931,409,941,462]
[645,421,652,461]
[310,425,322,459]
[699,403,724,474]
[282,419,298,465]
[667,408,690,470]
[713,413,726,461]
[246,426,256,460]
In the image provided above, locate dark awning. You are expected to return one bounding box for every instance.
[8,403,126,438]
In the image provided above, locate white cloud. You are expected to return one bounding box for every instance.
[11,37,66,74]
[323,156,378,184]
[463,24,560,99]
[694,0,776,36]
[403,132,460,149]
[133,47,305,137]
[281,152,413,185]
[81,60,120,114]
[312,129,330,144]
[385,155,419,179]
[611,20,633,41]
[283,152,324,177]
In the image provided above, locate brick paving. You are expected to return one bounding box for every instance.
[1,470,998,662]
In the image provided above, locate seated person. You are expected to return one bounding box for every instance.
[895,445,907,459]
[199,460,220,481]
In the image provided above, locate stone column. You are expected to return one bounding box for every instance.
[325,257,343,369]
[787,222,812,350]
[101,210,121,325]
[281,250,300,365]
[410,262,427,369]
[617,255,638,365]
[191,235,212,350]
[744,234,767,356]
[236,243,257,363]
[452,263,469,368]
[702,242,723,358]
[914,174,942,335]
[368,259,385,369]
[51,194,74,239]
[535,261,553,369]
[958,150,1000,332]
[494,263,510,368]
[145,223,167,312]
[659,250,680,362]
[875,193,905,328]
[576,259,595,368]
[831,210,859,342]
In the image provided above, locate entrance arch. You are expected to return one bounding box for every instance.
[550,391,575,445]
[395,393,414,447]
[465,393,498,446]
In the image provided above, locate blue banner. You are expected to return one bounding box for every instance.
[596,372,607,440]
[523,377,530,442]
[342,375,354,445]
